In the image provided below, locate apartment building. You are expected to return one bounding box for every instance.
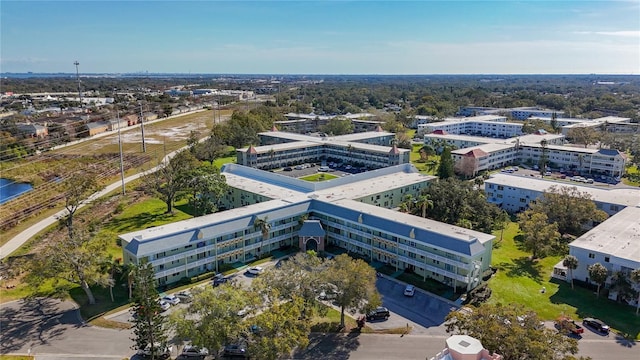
[237,129,408,170]
[483,173,639,215]
[120,163,494,292]
[566,205,640,304]
[482,173,640,307]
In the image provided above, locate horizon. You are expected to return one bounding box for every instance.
[2,1,639,74]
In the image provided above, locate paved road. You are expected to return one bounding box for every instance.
[2,298,638,360]
[0,298,133,359]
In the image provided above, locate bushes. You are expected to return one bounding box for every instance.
[466,282,492,306]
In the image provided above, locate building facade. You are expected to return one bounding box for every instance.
[120,162,494,292]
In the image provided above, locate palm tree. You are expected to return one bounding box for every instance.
[562,255,579,289]
[588,263,608,297]
[254,216,271,258]
[122,262,137,299]
[630,268,640,315]
[416,193,433,218]
[399,194,415,213]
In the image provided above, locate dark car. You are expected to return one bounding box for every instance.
[223,344,248,358]
[366,306,390,321]
[582,317,610,334]
[283,167,293,171]
[212,273,228,286]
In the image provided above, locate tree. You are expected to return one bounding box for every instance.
[445,303,580,360]
[416,193,433,218]
[26,226,111,305]
[247,294,311,360]
[567,126,598,148]
[493,210,510,244]
[424,178,502,234]
[61,171,100,237]
[321,116,353,136]
[531,185,608,236]
[169,285,254,357]
[131,260,168,359]
[588,263,608,297]
[538,139,549,175]
[517,210,560,259]
[254,252,328,319]
[630,268,640,315]
[326,254,381,328]
[419,145,435,161]
[437,146,455,179]
[145,149,199,213]
[254,216,271,258]
[122,262,137,299]
[183,163,228,216]
[562,255,579,290]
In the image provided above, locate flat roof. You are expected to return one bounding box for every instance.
[120,199,293,244]
[570,206,640,263]
[314,170,434,201]
[485,173,640,207]
[425,133,497,144]
[238,140,322,153]
[441,115,507,122]
[452,143,514,154]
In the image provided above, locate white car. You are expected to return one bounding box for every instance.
[247,266,264,275]
[318,166,330,172]
[158,300,171,312]
[162,294,181,305]
[404,284,415,297]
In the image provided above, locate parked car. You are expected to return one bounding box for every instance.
[158,300,171,312]
[137,343,172,359]
[403,284,415,297]
[223,344,249,358]
[318,290,338,301]
[318,166,330,172]
[162,294,181,305]
[182,345,209,358]
[366,306,390,321]
[555,316,584,335]
[176,290,193,303]
[582,317,610,334]
[213,273,228,286]
[247,266,264,275]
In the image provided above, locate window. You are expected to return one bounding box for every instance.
[604,257,610,263]
[588,253,595,259]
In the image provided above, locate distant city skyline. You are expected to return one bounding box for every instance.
[1,1,638,75]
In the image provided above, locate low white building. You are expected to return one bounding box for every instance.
[566,205,640,305]
[484,173,639,215]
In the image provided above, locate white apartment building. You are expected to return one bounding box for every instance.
[483,173,639,215]
[417,115,521,138]
[481,173,640,308]
[566,205,640,306]
[120,163,494,292]
[237,129,409,170]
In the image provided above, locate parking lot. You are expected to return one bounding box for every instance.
[277,162,373,179]
[498,166,631,189]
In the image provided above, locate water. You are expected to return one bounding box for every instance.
[0,178,33,204]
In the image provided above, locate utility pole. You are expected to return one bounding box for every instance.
[139,102,147,153]
[73,61,83,108]
[117,110,126,195]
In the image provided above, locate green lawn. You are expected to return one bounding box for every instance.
[299,173,339,182]
[489,222,640,339]
[624,165,640,186]
[410,144,439,175]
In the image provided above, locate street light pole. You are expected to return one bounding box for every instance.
[73,61,83,108]
[117,110,126,195]
[139,102,147,153]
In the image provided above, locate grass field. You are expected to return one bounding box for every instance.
[299,173,339,182]
[410,144,438,175]
[489,221,640,339]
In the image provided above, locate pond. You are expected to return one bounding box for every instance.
[0,178,33,204]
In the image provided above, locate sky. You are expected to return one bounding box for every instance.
[1,1,639,74]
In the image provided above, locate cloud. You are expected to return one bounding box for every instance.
[573,30,640,38]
